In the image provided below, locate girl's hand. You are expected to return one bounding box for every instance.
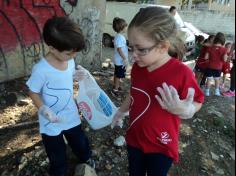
[155,83,196,119]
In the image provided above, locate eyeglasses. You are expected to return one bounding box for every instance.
[129,44,157,56]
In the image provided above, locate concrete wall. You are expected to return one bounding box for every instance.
[0,0,105,83]
[179,10,235,37]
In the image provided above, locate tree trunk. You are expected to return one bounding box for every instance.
[208,0,212,10]
[188,0,193,10]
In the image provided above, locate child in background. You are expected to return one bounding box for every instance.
[26,17,94,176]
[198,35,215,88]
[111,7,204,176]
[111,17,129,97]
[194,36,208,85]
[194,35,205,60]
[204,32,228,96]
[223,43,235,97]
[221,42,232,90]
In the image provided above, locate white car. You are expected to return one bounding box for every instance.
[103,2,196,52]
[184,22,209,40]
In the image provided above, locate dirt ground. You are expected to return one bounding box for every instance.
[0,47,235,176]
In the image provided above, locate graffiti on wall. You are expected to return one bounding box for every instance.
[60,0,103,68]
[80,8,102,67]
[0,0,65,82]
[0,0,103,82]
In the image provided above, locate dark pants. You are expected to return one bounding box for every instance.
[230,64,235,91]
[127,145,173,176]
[42,125,91,176]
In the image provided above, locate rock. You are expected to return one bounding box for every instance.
[229,150,235,160]
[74,164,97,176]
[207,106,224,118]
[113,136,126,147]
[210,152,219,161]
[16,94,31,106]
[101,62,110,68]
[105,164,113,170]
[215,168,225,175]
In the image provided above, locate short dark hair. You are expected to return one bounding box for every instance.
[112,17,127,33]
[225,42,232,47]
[196,35,205,43]
[43,16,85,52]
[213,32,225,45]
[169,6,176,13]
[207,35,215,42]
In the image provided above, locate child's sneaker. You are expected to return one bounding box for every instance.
[222,90,235,97]
[214,89,221,96]
[205,89,210,96]
[86,158,96,169]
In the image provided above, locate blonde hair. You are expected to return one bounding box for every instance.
[128,7,186,60]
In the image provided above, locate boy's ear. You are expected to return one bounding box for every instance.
[48,46,54,51]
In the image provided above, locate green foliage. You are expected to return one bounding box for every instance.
[193,0,209,4]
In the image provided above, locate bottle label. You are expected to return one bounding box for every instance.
[97,92,113,117]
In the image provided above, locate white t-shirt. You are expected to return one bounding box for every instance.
[113,33,128,66]
[26,58,81,136]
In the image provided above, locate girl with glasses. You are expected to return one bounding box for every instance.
[111,7,204,176]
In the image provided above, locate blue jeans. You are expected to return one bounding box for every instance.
[127,145,173,176]
[42,125,91,176]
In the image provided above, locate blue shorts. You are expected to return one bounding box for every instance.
[114,65,126,78]
[205,68,221,78]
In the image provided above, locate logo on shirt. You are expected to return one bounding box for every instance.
[157,132,172,145]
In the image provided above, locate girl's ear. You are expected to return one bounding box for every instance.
[159,41,170,53]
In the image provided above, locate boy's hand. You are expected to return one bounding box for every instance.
[111,109,127,129]
[123,59,129,69]
[38,105,59,123]
[73,65,89,81]
[155,83,196,119]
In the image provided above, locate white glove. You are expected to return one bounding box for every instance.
[73,65,89,81]
[38,105,59,123]
[155,82,196,119]
[111,109,127,129]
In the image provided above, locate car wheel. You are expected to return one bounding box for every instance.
[103,33,113,47]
